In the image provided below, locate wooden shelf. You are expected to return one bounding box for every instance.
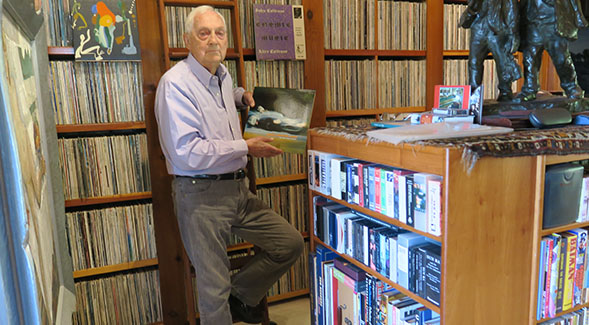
[64,192,152,208]
[535,301,589,323]
[540,220,589,236]
[169,47,240,60]
[324,49,426,57]
[73,258,158,279]
[163,0,235,7]
[545,153,589,165]
[314,236,441,314]
[227,242,253,252]
[308,129,448,176]
[267,288,309,303]
[325,107,426,118]
[312,190,442,242]
[443,50,469,56]
[256,173,307,185]
[242,48,255,56]
[56,121,146,134]
[48,46,74,59]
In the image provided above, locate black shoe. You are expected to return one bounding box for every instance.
[229,294,263,324]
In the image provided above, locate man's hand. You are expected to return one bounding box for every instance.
[242,91,255,108]
[246,137,283,157]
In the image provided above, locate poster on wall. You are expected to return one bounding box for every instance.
[1,14,58,323]
[71,0,141,61]
[253,4,306,60]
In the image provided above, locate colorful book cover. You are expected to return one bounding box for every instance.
[253,4,306,60]
[72,0,141,61]
[569,228,588,306]
[562,232,577,311]
[245,87,315,154]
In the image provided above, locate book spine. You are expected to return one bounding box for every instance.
[375,167,382,213]
[563,234,577,311]
[427,178,442,236]
[556,236,568,313]
[406,175,415,227]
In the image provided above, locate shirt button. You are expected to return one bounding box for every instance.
[216,92,220,96]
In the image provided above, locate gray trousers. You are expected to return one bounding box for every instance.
[172,176,304,325]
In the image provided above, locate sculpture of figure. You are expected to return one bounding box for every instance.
[516,0,588,102]
[460,0,521,101]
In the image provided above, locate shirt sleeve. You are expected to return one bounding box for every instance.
[233,87,246,107]
[155,77,248,173]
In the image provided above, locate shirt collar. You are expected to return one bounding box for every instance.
[186,53,228,87]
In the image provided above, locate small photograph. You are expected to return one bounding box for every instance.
[434,85,471,110]
[245,87,315,154]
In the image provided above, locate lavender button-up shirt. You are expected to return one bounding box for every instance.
[155,54,248,176]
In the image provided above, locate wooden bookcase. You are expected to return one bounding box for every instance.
[133,0,571,323]
[307,128,589,324]
[46,38,162,325]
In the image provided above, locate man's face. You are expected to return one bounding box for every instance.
[184,11,228,74]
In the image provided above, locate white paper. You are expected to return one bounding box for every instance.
[367,122,513,144]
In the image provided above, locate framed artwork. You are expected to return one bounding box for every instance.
[72,0,141,61]
[0,0,75,323]
[434,85,471,110]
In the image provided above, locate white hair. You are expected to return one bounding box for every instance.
[184,5,226,35]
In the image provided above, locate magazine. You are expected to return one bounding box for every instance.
[244,87,316,154]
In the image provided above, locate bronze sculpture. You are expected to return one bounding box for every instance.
[516,0,588,102]
[460,0,521,101]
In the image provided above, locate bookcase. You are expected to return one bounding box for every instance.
[42,1,162,323]
[307,128,589,324]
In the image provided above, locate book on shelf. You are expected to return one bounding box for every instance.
[253,4,306,60]
[424,244,442,307]
[245,87,315,154]
[397,232,430,290]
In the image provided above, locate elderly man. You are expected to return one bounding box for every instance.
[154,5,304,324]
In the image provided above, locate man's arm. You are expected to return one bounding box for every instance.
[232,87,255,108]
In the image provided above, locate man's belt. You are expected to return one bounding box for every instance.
[178,169,246,180]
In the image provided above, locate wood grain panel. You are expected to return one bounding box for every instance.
[443,152,538,325]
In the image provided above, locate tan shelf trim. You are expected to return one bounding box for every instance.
[535,301,589,323]
[545,153,589,165]
[324,49,426,57]
[163,0,235,8]
[65,192,152,208]
[267,288,309,303]
[326,107,425,117]
[73,258,158,279]
[48,46,74,59]
[256,173,307,185]
[308,129,448,176]
[56,121,146,134]
[443,50,469,56]
[312,190,442,242]
[313,236,441,314]
[227,242,253,252]
[540,220,589,237]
